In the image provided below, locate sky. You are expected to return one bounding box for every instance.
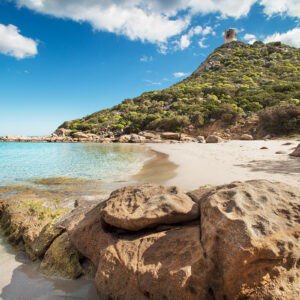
[0,0,299,136]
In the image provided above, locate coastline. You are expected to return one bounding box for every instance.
[0,140,299,300]
[132,148,178,184]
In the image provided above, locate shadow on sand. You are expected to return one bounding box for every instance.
[235,156,300,175]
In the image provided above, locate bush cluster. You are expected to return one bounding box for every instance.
[259,104,300,134]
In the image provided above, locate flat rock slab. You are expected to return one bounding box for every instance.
[101,183,199,231]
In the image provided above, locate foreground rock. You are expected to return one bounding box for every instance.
[101,184,199,231]
[290,143,300,157]
[70,180,300,300]
[0,182,103,279]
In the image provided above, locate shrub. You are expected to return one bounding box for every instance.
[147,116,190,132]
[215,103,242,124]
[259,104,300,134]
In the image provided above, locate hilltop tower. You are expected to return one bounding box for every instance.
[224,29,237,44]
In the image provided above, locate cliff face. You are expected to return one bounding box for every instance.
[58,41,300,136]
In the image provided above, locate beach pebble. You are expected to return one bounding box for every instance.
[206,135,223,143]
[197,136,205,143]
[240,134,253,140]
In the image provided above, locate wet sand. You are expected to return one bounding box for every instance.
[0,235,99,300]
[132,149,177,184]
[148,140,300,191]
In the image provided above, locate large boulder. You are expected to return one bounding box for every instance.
[240,134,253,140]
[130,134,146,143]
[70,202,205,300]
[55,128,71,137]
[118,135,131,143]
[290,143,300,157]
[70,180,300,300]
[188,180,300,299]
[72,132,89,139]
[161,132,181,140]
[206,135,223,143]
[101,184,199,231]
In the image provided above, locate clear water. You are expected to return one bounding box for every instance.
[0,142,148,185]
[0,142,149,300]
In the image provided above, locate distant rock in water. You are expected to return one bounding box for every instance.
[70,180,300,300]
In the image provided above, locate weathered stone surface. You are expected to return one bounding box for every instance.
[206,135,223,143]
[101,184,199,231]
[40,232,83,279]
[72,132,89,139]
[180,134,197,142]
[70,180,300,300]
[189,180,300,299]
[55,128,72,137]
[70,203,205,300]
[118,134,131,143]
[197,136,205,143]
[130,134,146,143]
[160,132,181,140]
[290,143,300,157]
[240,134,253,140]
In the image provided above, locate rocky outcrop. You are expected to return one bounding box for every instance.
[55,128,72,137]
[290,143,300,157]
[101,184,199,231]
[160,132,181,140]
[72,132,89,139]
[70,180,300,300]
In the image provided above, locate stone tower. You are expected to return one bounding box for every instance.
[224,29,237,44]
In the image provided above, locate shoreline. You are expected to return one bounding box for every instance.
[148,139,300,191]
[0,140,299,300]
[132,148,178,185]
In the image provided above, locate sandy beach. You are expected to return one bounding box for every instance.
[147,140,300,191]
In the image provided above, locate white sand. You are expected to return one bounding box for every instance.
[149,140,300,191]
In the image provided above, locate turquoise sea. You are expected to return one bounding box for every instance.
[0,142,148,186]
[0,142,150,300]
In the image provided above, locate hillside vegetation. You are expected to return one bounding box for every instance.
[59,41,300,136]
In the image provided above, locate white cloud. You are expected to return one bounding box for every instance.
[173,72,190,78]
[12,0,300,52]
[198,37,208,48]
[144,79,161,85]
[260,0,300,18]
[140,55,153,62]
[264,27,300,47]
[243,33,257,44]
[178,34,191,50]
[12,0,266,48]
[0,23,38,59]
[202,26,214,35]
[177,25,214,50]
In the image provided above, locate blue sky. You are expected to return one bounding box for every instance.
[0,0,299,136]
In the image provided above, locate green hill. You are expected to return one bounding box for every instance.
[59,41,300,136]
